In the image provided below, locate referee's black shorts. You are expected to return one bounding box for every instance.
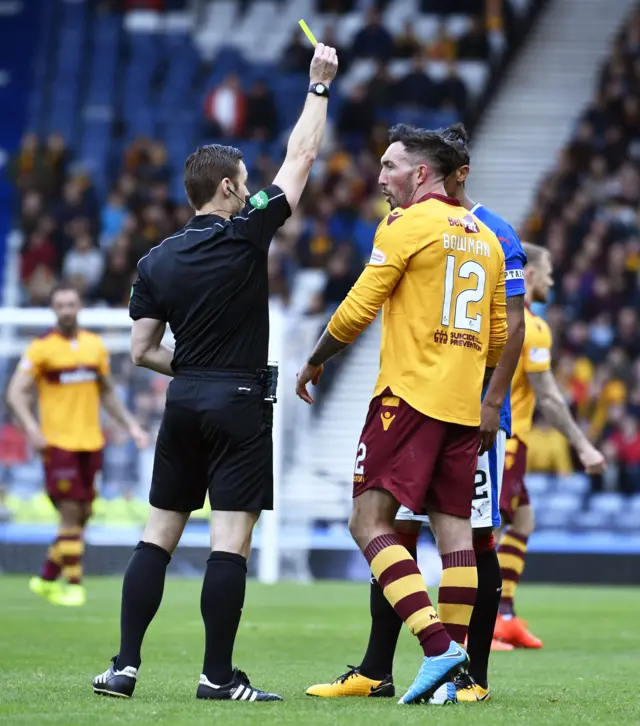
[149,369,273,513]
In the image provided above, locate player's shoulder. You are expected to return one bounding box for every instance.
[525,307,552,341]
[375,206,420,245]
[27,329,57,353]
[471,204,525,260]
[79,329,107,349]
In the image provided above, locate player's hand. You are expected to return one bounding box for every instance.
[296,362,324,405]
[310,43,338,85]
[129,423,150,449]
[578,444,606,475]
[479,401,500,455]
[26,425,47,455]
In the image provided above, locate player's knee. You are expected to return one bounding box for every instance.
[58,500,83,529]
[512,505,535,537]
[430,511,473,554]
[347,510,368,550]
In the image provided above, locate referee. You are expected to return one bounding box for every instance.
[93,43,338,703]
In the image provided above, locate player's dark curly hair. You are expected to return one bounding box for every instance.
[388,123,461,180]
[439,122,470,169]
[184,144,244,210]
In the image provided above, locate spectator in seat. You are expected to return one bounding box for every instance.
[280,28,314,73]
[8,132,42,195]
[351,6,395,62]
[427,18,457,61]
[42,132,69,197]
[98,244,134,307]
[394,19,422,59]
[337,84,376,137]
[137,141,171,185]
[614,308,640,358]
[245,80,278,141]
[439,61,468,115]
[394,54,440,108]
[25,265,56,306]
[20,190,45,237]
[297,217,334,269]
[352,196,380,262]
[21,230,57,284]
[323,23,350,74]
[62,234,104,296]
[366,61,396,109]
[318,0,355,11]
[307,244,360,315]
[457,16,490,60]
[100,190,128,249]
[607,415,640,494]
[203,73,246,138]
[56,178,97,229]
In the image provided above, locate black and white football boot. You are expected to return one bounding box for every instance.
[196,668,282,702]
[93,656,138,698]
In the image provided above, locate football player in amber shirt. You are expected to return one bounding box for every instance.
[495,244,605,649]
[7,284,148,607]
[296,125,508,704]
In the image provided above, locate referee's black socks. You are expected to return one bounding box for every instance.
[467,533,501,689]
[117,541,171,670]
[201,551,247,685]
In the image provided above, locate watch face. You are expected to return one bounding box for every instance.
[316,84,325,93]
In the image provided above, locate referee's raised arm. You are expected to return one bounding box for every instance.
[272,43,338,212]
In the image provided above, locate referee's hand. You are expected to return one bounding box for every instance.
[296,362,324,405]
[309,43,338,85]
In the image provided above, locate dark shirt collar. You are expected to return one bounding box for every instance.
[185,213,228,229]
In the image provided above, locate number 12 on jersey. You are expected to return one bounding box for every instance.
[441,255,486,333]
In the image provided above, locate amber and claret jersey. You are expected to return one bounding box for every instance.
[328,193,508,427]
[18,330,109,451]
[510,306,553,444]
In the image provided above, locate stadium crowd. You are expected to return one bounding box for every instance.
[6,0,640,497]
[521,5,640,493]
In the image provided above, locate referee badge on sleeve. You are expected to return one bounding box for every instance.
[249,191,269,210]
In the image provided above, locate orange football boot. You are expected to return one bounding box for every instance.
[463,636,514,652]
[494,614,543,649]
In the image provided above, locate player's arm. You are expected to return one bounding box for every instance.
[130,318,174,377]
[6,367,47,454]
[528,370,605,473]
[479,255,509,453]
[95,336,149,448]
[272,44,337,213]
[98,371,149,449]
[297,220,412,404]
[480,293,525,448]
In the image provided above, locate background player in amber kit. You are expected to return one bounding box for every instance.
[494,244,605,648]
[6,284,148,607]
[296,125,508,705]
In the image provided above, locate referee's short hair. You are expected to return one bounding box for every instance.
[184,144,244,210]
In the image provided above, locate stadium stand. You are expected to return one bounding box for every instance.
[521,3,640,506]
[3,0,638,543]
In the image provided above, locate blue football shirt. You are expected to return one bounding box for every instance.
[471,203,527,437]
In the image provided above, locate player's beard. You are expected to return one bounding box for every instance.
[384,177,417,210]
[57,316,78,336]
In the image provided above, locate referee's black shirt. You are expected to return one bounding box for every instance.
[129,184,291,372]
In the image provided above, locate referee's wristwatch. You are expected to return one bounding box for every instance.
[309,82,330,98]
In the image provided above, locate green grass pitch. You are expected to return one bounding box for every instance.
[1,575,639,725]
